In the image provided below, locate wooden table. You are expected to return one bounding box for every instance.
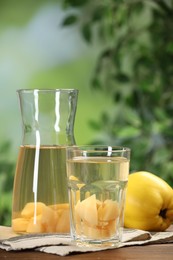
[1,226,173,259]
[0,243,173,260]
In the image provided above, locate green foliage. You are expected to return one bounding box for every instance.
[0,141,15,225]
[61,0,173,185]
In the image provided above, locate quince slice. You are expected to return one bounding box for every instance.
[41,206,56,232]
[27,215,45,233]
[75,194,98,227]
[56,208,70,233]
[21,202,46,218]
[98,199,119,222]
[82,223,110,239]
[12,218,29,232]
[49,203,69,210]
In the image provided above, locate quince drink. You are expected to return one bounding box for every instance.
[67,156,129,243]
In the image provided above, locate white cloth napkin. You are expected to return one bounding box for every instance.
[0,226,173,256]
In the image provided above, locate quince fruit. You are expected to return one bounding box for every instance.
[124,171,173,231]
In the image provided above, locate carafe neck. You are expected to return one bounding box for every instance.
[17,89,78,146]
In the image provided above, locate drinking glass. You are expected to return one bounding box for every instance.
[66,145,130,247]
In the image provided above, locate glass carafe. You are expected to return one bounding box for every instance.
[12,89,78,234]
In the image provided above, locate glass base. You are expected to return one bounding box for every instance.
[73,238,120,248]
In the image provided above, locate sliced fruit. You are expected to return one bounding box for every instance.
[27,215,45,233]
[75,194,98,227]
[56,208,70,233]
[21,202,46,218]
[41,206,56,232]
[74,194,119,239]
[12,218,29,232]
[49,203,69,211]
[98,199,119,222]
[13,202,70,234]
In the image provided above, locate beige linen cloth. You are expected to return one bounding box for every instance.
[0,226,173,256]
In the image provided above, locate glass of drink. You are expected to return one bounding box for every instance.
[66,145,130,247]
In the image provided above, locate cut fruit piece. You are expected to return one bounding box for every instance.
[12,218,29,232]
[74,196,119,239]
[12,202,71,234]
[75,194,98,227]
[49,203,69,211]
[21,202,46,218]
[98,200,119,222]
[27,215,45,233]
[82,222,110,239]
[107,219,116,235]
[41,206,56,232]
[69,175,79,181]
[56,208,70,233]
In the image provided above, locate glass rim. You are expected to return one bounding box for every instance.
[67,145,131,152]
[17,88,79,94]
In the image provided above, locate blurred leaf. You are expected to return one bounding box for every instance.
[0,173,6,193]
[88,120,101,131]
[81,23,92,43]
[166,42,173,54]
[101,112,110,125]
[0,141,11,155]
[115,73,130,83]
[101,48,112,59]
[62,14,78,26]
[117,126,140,138]
[152,148,170,165]
[132,1,144,14]
[62,0,88,8]
[0,191,12,226]
[0,140,15,225]
[92,6,105,22]
[91,77,102,90]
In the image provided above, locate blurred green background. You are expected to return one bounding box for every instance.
[1,0,173,226]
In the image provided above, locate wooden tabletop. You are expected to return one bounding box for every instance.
[0,243,173,260]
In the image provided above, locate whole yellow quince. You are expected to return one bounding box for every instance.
[124,171,173,231]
